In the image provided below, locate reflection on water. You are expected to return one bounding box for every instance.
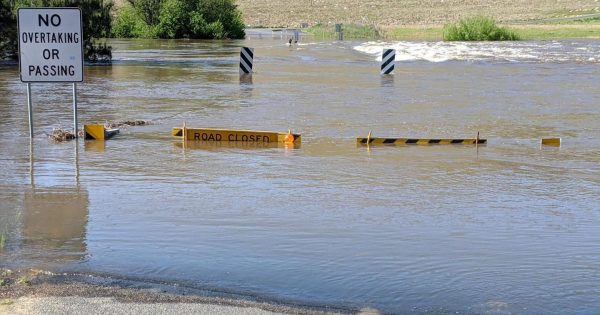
[1,138,88,266]
[22,187,88,263]
[175,140,300,151]
[84,140,106,152]
[1,38,600,314]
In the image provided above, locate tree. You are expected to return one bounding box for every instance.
[127,0,162,26]
[0,0,19,59]
[45,0,114,61]
[0,0,114,61]
[114,0,245,39]
[195,0,245,39]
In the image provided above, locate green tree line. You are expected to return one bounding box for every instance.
[0,0,113,61]
[113,0,245,39]
[0,0,245,61]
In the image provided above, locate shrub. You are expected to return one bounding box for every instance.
[127,0,162,26]
[112,5,147,38]
[0,0,22,59]
[189,11,208,36]
[155,0,188,38]
[47,0,114,61]
[0,0,114,61]
[116,0,245,39]
[443,16,520,41]
[195,0,244,39]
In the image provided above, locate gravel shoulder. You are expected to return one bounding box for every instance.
[2,297,286,315]
[0,269,355,315]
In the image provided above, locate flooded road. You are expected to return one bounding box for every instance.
[1,36,600,314]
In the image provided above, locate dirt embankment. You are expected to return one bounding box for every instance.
[235,0,600,27]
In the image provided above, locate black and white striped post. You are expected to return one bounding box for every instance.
[381,49,395,75]
[239,47,254,76]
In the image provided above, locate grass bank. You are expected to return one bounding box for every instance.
[306,24,444,41]
[307,23,600,41]
[513,24,600,39]
[306,24,380,40]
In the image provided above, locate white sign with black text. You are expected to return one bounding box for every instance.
[18,8,83,82]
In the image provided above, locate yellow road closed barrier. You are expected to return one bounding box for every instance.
[172,127,301,144]
[84,124,119,141]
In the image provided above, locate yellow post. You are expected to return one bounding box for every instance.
[541,138,561,146]
[284,129,294,143]
[182,121,187,148]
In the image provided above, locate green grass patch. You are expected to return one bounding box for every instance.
[514,25,600,39]
[0,299,13,305]
[443,16,520,41]
[16,276,29,286]
[549,8,600,18]
[531,7,600,25]
[572,16,600,24]
[307,23,380,39]
[378,26,442,41]
[306,18,599,41]
[549,16,600,24]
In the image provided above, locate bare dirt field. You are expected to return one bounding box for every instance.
[112,1,600,28]
[235,0,600,27]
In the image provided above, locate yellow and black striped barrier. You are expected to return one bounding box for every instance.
[84,124,119,141]
[357,131,486,146]
[357,138,487,145]
[172,127,301,144]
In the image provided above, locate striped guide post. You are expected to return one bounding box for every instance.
[381,49,395,75]
[239,47,254,75]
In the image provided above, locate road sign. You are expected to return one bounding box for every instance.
[18,8,83,82]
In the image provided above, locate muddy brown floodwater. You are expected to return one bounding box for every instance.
[1,35,599,314]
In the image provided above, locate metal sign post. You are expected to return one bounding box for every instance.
[73,83,78,137]
[18,8,84,138]
[26,83,33,138]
